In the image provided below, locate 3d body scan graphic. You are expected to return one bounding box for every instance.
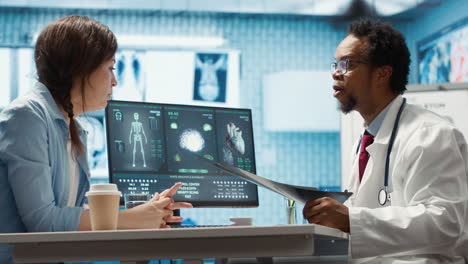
[129,112,148,167]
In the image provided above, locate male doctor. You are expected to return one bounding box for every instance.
[303,20,468,263]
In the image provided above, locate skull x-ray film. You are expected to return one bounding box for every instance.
[106,100,258,207]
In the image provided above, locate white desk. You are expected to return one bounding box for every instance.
[0,224,349,264]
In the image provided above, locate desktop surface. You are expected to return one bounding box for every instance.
[0,224,349,264]
[0,224,349,243]
[105,100,259,207]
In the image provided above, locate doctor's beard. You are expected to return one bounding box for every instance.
[338,96,357,114]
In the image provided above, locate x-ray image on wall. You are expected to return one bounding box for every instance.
[113,50,146,101]
[78,116,107,171]
[193,53,228,103]
[107,107,165,172]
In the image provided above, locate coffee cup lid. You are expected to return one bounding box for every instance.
[85,183,122,196]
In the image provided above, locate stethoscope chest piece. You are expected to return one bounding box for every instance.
[378,188,388,206]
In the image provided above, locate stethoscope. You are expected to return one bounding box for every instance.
[355,98,406,206]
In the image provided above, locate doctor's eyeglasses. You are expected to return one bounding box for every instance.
[331,59,369,75]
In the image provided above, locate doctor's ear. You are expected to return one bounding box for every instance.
[375,65,393,83]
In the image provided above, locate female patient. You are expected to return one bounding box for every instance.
[0,16,192,263]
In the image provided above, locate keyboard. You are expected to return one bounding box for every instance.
[169,224,233,228]
[168,217,252,228]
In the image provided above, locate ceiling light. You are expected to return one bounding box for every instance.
[369,0,420,16]
[117,35,227,48]
[298,0,351,16]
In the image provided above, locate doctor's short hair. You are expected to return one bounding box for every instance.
[348,19,410,95]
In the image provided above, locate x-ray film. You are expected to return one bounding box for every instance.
[197,155,352,204]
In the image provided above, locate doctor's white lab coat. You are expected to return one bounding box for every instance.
[344,96,468,263]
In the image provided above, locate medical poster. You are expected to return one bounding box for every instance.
[145,50,240,108]
[404,89,468,141]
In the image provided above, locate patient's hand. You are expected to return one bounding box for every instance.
[118,183,193,229]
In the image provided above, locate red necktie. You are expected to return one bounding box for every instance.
[359,131,374,182]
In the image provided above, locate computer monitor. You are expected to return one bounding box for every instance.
[105,100,259,207]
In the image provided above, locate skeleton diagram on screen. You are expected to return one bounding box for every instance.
[223,122,245,165]
[129,112,148,167]
[194,54,227,102]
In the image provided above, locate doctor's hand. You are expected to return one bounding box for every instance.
[302,197,350,233]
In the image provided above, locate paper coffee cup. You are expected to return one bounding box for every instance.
[85,184,121,231]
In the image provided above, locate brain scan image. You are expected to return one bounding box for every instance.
[115,111,123,122]
[179,128,205,153]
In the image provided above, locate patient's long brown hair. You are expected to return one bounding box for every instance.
[35,16,117,155]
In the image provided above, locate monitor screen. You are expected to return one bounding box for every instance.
[418,16,468,84]
[105,100,258,207]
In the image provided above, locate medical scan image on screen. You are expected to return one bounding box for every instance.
[106,105,165,172]
[106,101,259,207]
[164,106,218,174]
[215,110,255,173]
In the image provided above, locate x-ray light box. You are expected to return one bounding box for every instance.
[263,71,339,132]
